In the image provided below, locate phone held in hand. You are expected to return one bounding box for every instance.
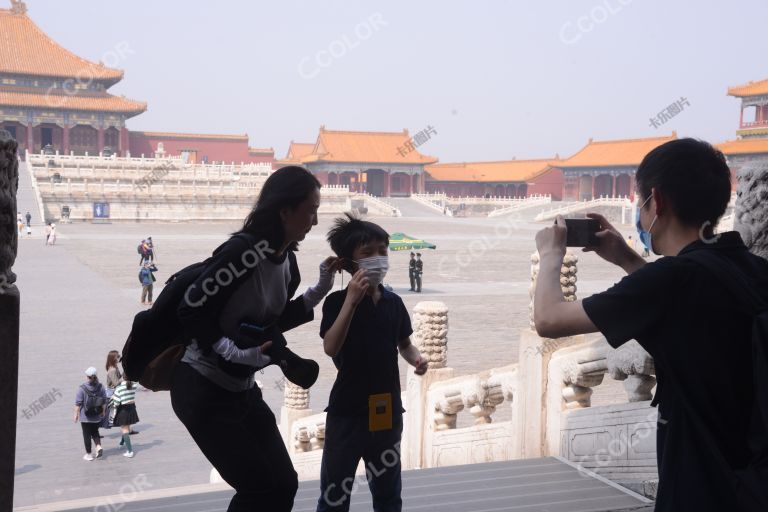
[563,218,600,247]
[237,322,271,348]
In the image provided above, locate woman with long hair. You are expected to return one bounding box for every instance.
[170,166,342,511]
[105,350,123,390]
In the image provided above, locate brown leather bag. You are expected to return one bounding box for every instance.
[135,340,185,392]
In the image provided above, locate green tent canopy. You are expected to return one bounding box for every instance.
[388,232,437,252]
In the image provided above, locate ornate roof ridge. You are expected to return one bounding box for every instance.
[319,126,410,137]
[0,2,124,81]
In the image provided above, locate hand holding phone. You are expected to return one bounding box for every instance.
[564,218,600,247]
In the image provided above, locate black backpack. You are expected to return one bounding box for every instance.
[121,233,254,386]
[682,250,768,510]
[137,243,144,255]
[80,384,108,416]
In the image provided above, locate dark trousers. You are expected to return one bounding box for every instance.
[171,362,297,512]
[317,414,403,512]
[81,422,101,453]
[141,284,153,303]
[415,272,422,292]
[408,270,415,291]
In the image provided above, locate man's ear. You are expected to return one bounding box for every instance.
[651,187,665,216]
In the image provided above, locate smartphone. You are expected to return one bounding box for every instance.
[564,218,600,247]
[237,322,271,348]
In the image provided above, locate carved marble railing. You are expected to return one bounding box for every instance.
[276,249,660,496]
[546,337,658,494]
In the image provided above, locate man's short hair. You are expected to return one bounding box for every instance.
[636,138,732,229]
[327,213,389,259]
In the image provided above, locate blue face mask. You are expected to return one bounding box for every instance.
[635,194,657,253]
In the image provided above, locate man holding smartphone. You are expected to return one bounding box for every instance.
[533,139,768,512]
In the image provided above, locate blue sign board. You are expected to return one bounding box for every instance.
[93,202,110,219]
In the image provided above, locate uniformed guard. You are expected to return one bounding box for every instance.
[415,253,423,292]
[408,252,416,291]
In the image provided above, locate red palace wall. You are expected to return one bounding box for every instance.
[128,132,274,165]
[425,168,563,199]
[528,168,564,201]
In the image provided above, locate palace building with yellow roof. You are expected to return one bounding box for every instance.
[2,0,767,200]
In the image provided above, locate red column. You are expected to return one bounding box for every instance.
[740,107,745,128]
[383,172,391,197]
[630,175,636,202]
[26,124,34,156]
[612,175,617,198]
[591,175,597,200]
[62,125,70,155]
[97,126,105,155]
[119,127,129,156]
[407,173,412,196]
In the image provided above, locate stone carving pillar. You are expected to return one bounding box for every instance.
[607,340,656,402]
[516,250,583,459]
[411,301,448,368]
[404,301,454,470]
[734,161,768,259]
[0,130,20,511]
[279,381,313,451]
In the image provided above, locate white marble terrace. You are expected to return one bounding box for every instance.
[277,251,660,497]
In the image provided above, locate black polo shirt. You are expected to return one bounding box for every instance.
[320,285,413,417]
[582,232,768,511]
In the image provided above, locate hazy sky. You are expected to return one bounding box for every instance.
[25,0,768,162]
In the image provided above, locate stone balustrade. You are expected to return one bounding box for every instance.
[277,253,659,497]
[292,414,327,452]
[427,366,516,429]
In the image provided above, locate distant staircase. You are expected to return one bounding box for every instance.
[16,160,45,225]
[535,196,632,221]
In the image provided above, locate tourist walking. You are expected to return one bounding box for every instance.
[408,252,416,291]
[105,350,122,429]
[145,236,155,262]
[106,350,123,391]
[318,214,428,511]
[25,211,31,227]
[74,367,108,461]
[170,166,343,512]
[47,223,57,246]
[414,253,423,292]
[139,262,157,305]
[138,239,153,265]
[533,139,768,512]
[44,223,51,245]
[111,379,140,458]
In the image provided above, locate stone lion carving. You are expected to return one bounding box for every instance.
[735,161,768,260]
[0,130,19,291]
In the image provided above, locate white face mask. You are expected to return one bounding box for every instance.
[356,256,389,288]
